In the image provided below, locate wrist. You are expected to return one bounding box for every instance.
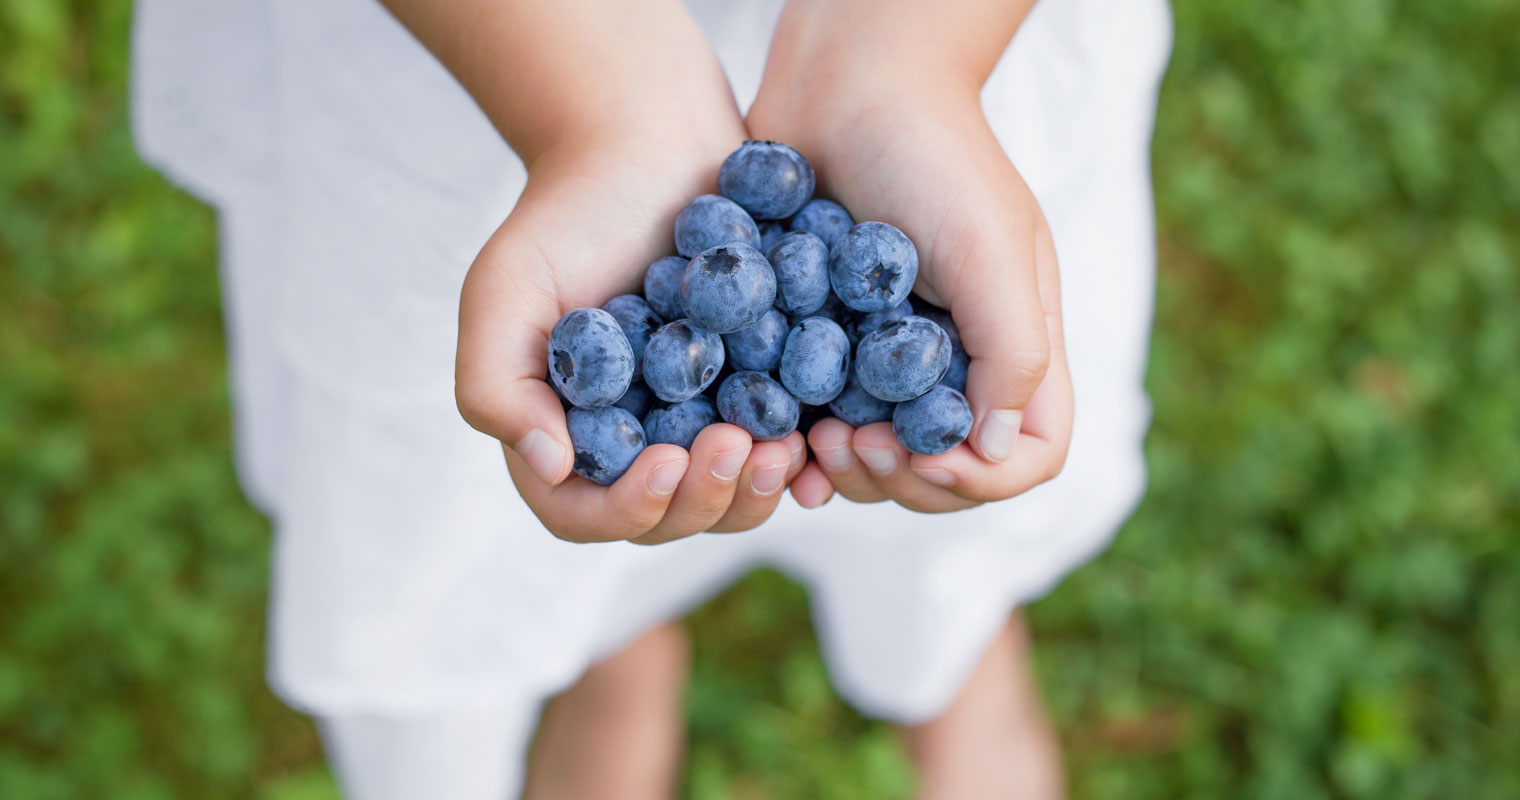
[748,60,981,190]
[748,6,987,176]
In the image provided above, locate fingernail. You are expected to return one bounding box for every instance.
[912,467,956,487]
[649,460,686,495]
[711,448,747,481]
[815,445,852,472]
[855,447,897,475]
[516,429,565,483]
[751,464,788,496]
[789,439,805,467]
[978,410,1022,463]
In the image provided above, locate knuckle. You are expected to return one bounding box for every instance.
[547,524,600,544]
[1006,346,1051,388]
[1040,445,1071,485]
[617,505,666,538]
[687,496,734,522]
[707,515,762,534]
[454,378,495,433]
[630,529,686,547]
[838,487,887,504]
[718,506,773,533]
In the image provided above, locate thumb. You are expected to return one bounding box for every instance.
[949,220,1054,465]
[454,237,574,486]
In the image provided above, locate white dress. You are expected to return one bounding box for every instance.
[132,0,1171,728]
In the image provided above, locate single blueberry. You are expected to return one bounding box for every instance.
[892,385,972,455]
[758,220,788,252]
[717,141,816,220]
[779,316,851,405]
[828,372,895,427]
[680,243,777,334]
[848,297,914,342]
[716,371,800,442]
[724,308,789,372]
[613,381,654,419]
[829,221,919,312]
[567,405,646,485]
[674,194,761,258]
[854,315,952,402]
[790,198,854,250]
[644,396,720,450]
[642,256,688,321]
[916,302,970,393]
[767,231,831,316]
[643,319,725,402]
[547,308,634,408]
[602,294,661,380]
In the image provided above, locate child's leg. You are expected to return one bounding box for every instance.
[899,613,1065,800]
[318,701,538,800]
[523,622,689,800]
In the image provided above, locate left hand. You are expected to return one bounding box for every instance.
[746,18,1074,513]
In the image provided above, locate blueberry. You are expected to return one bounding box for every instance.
[548,308,634,408]
[643,319,725,402]
[848,297,914,342]
[892,385,972,455]
[602,294,661,380]
[828,373,895,427]
[917,303,970,393]
[829,221,919,312]
[642,256,688,321]
[716,371,799,442]
[790,199,854,250]
[779,317,851,405]
[680,243,777,334]
[674,194,760,258]
[854,315,952,402]
[758,220,788,252]
[724,308,789,372]
[767,232,831,316]
[567,405,646,485]
[717,141,815,220]
[613,381,654,419]
[644,396,719,450]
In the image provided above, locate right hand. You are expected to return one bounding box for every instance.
[455,124,806,545]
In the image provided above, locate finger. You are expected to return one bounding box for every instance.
[789,462,835,509]
[456,230,575,486]
[631,424,753,545]
[707,432,807,533]
[909,221,1074,499]
[948,205,1053,465]
[806,417,888,504]
[508,443,690,543]
[851,423,979,513]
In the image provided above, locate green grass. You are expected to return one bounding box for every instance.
[2,0,1517,797]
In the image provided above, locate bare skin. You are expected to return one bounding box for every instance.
[374,1,1073,795]
[523,615,1061,799]
[901,614,1065,800]
[380,0,1073,541]
[523,623,690,800]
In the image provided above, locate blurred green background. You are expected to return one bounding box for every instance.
[2,0,1517,797]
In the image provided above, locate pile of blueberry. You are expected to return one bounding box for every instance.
[548,141,972,485]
